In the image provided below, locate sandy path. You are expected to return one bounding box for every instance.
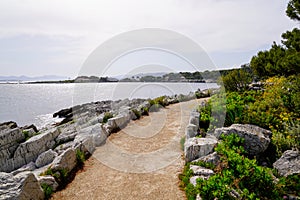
[51,99,205,200]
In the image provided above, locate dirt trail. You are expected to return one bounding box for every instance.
[51,99,206,200]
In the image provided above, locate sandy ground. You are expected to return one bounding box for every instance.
[51,99,205,200]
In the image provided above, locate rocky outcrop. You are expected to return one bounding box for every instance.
[273,150,300,177]
[2,128,60,172]
[213,124,271,155]
[184,137,218,162]
[0,171,44,200]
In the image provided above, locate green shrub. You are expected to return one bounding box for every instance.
[196,134,280,200]
[277,174,300,196]
[140,107,149,116]
[102,112,113,123]
[191,160,215,170]
[76,149,86,165]
[22,130,30,140]
[41,183,53,199]
[178,163,198,200]
[180,137,185,151]
[131,109,141,120]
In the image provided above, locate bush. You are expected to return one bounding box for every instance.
[76,149,86,165]
[41,183,53,200]
[131,109,141,120]
[196,134,280,200]
[102,112,113,123]
[180,137,185,151]
[140,107,149,116]
[198,76,300,157]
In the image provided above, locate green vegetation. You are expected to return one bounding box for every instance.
[180,137,186,151]
[102,112,114,123]
[131,109,141,120]
[181,134,300,200]
[148,96,168,112]
[181,2,300,199]
[41,183,54,200]
[22,130,40,141]
[76,149,86,165]
[140,106,149,116]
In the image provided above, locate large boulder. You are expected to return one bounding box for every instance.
[107,114,130,133]
[213,124,271,155]
[35,149,58,168]
[0,172,44,200]
[185,137,218,162]
[273,150,300,177]
[51,148,77,173]
[186,124,198,139]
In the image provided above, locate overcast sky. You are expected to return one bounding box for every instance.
[0,0,297,78]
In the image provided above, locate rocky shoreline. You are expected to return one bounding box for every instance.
[0,89,212,199]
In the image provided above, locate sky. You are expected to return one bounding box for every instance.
[0,0,297,78]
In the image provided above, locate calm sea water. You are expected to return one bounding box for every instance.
[0,82,218,127]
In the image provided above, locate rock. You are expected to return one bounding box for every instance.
[0,172,44,200]
[190,165,214,177]
[51,148,77,173]
[186,124,198,139]
[21,124,38,133]
[54,141,74,154]
[55,125,78,144]
[38,175,59,191]
[85,124,107,146]
[0,121,18,129]
[0,127,24,151]
[213,124,271,155]
[189,165,215,187]
[189,111,200,128]
[22,128,37,139]
[189,176,201,186]
[35,149,58,168]
[53,107,73,118]
[196,194,202,200]
[107,114,130,133]
[185,137,218,162]
[11,162,36,176]
[73,134,95,155]
[273,150,300,177]
[192,152,220,166]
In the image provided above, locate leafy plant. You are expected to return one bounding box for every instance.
[102,112,113,123]
[76,149,86,165]
[41,183,53,200]
[131,109,141,120]
[196,134,280,200]
[180,137,185,151]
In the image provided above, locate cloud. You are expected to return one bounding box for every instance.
[0,0,297,76]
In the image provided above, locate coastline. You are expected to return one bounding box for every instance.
[0,89,213,199]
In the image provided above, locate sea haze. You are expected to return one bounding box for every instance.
[0,82,218,127]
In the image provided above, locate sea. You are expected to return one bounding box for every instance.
[0,82,218,128]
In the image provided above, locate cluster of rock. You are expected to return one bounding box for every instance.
[0,90,211,199]
[184,111,300,199]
